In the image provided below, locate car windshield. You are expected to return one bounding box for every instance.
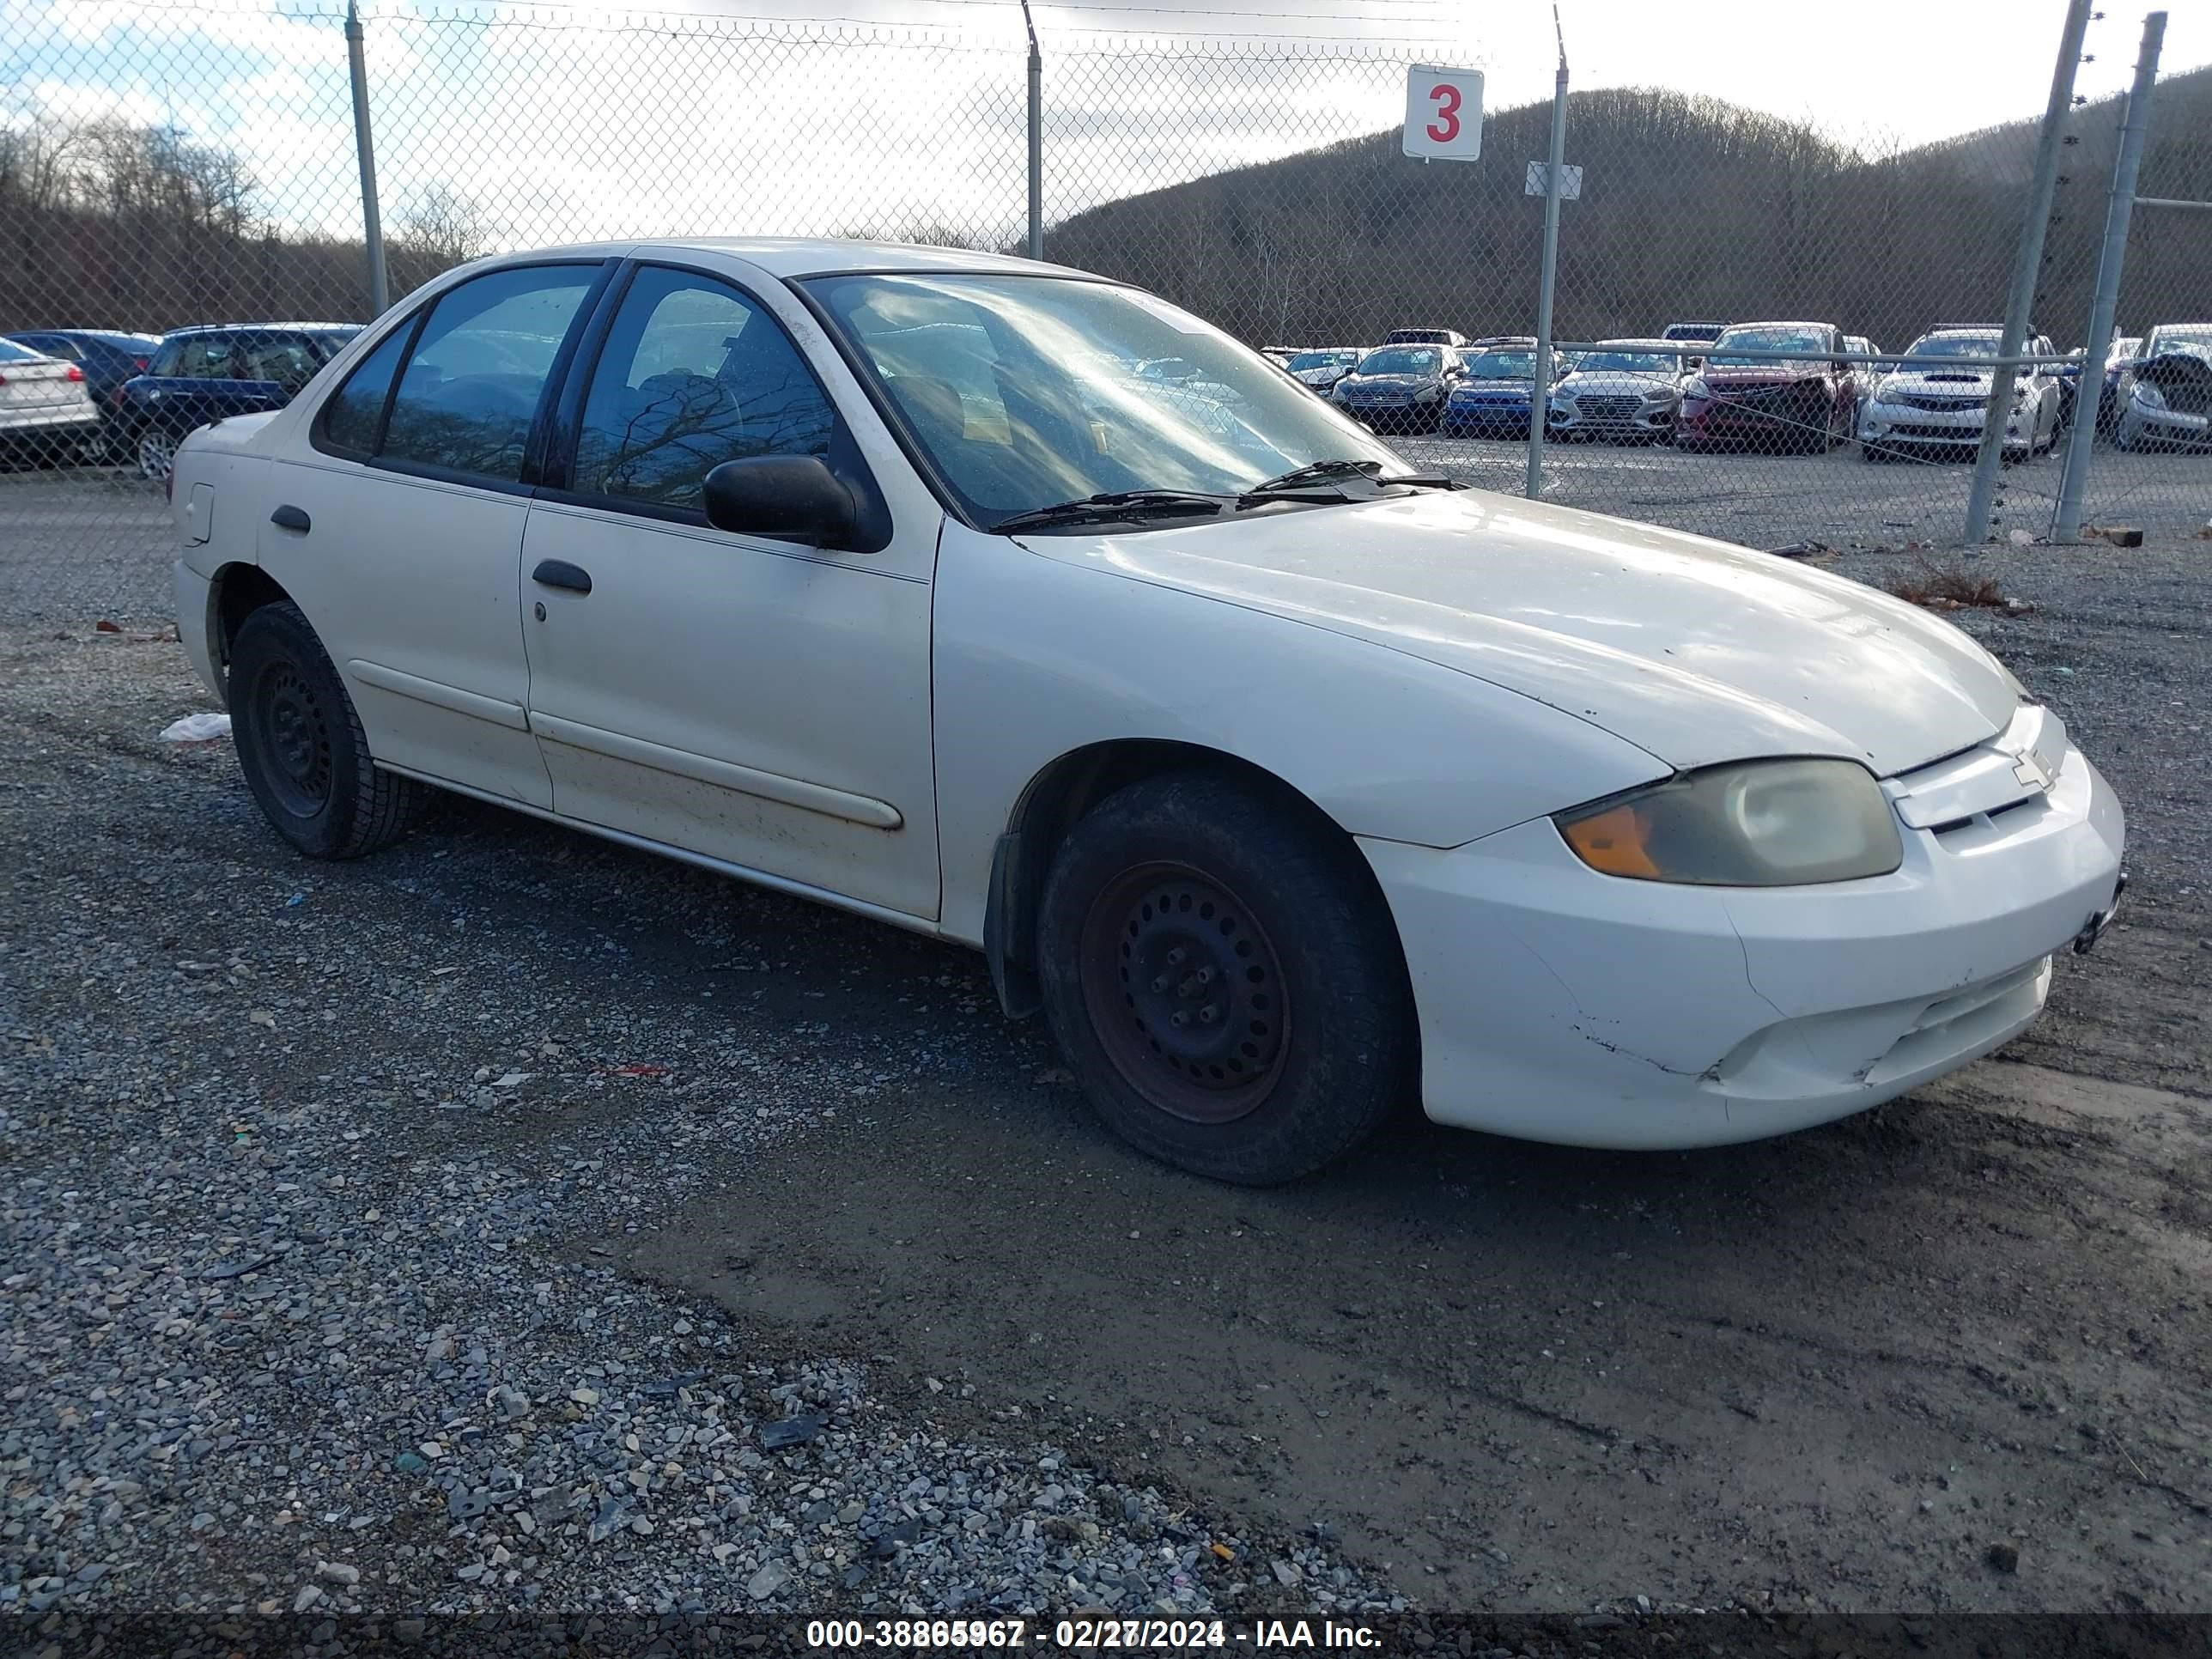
[1907,333,2002,360]
[804,273,1399,528]
[1464,350,1536,380]
[1358,347,1440,375]
[2147,325,2212,358]
[1287,350,1353,371]
[1577,350,1675,374]
[1710,328,1828,365]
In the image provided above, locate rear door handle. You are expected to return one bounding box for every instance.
[270,504,310,532]
[532,559,592,594]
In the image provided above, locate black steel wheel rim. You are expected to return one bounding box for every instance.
[1079,861,1290,1126]
[252,661,333,817]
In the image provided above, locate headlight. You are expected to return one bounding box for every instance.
[1554,758,1903,886]
[2133,380,2166,411]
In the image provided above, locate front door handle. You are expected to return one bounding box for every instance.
[532,559,592,594]
[270,504,310,532]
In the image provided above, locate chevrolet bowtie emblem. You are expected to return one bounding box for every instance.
[2014,750,2055,791]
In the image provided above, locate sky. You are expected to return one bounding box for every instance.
[3,0,2204,248]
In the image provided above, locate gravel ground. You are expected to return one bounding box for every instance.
[2,490,2209,1631]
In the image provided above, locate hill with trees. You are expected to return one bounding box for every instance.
[1048,68,2212,349]
[2,65,2204,349]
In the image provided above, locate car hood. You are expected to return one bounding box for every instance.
[1017,489,2020,777]
[1880,366,1996,398]
[1559,372,1676,397]
[1699,364,1826,388]
[1339,374,1438,393]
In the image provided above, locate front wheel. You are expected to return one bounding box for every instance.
[1036,771,1418,1184]
[228,600,423,860]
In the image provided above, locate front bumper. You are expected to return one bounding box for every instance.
[1442,400,1533,434]
[1549,404,1674,437]
[2119,405,2211,448]
[1862,400,2033,452]
[1360,743,2124,1150]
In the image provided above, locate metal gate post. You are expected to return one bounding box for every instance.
[2055,11,2167,544]
[1021,0,1042,260]
[346,0,389,315]
[1524,14,1568,500]
[1962,0,2093,544]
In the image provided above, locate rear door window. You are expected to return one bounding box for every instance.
[319,322,414,455]
[380,264,599,484]
[161,337,239,380]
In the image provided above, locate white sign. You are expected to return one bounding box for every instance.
[1402,65,1484,161]
[1524,161,1583,200]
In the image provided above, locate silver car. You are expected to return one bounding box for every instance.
[1546,340,1688,443]
[2114,323,2212,452]
[0,336,100,465]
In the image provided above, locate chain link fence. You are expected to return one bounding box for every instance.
[2,0,2207,626]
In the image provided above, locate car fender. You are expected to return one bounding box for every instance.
[930,519,1671,948]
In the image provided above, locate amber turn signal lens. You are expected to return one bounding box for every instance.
[1559,804,1661,878]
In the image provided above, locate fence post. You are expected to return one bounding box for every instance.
[1962,0,2093,544]
[345,0,389,315]
[1020,0,1042,260]
[1524,15,1568,501]
[2055,10,2166,544]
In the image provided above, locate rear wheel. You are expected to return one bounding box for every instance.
[228,600,422,860]
[1037,771,1417,1184]
[136,427,178,483]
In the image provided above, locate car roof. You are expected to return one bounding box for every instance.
[164,322,361,339]
[1581,339,1681,354]
[1719,320,1834,333]
[479,237,1063,282]
[12,327,162,346]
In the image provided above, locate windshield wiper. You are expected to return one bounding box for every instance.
[1237,459,1457,505]
[992,490,1228,535]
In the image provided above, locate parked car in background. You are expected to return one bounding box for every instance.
[1661,321,1729,344]
[1843,336,1885,425]
[3,328,162,458]
[168,237,2125,1183]
[1283,347,1363,392]
[1547,341,1687,443]
[0,336,100,464]
[116,323,358,481]
[1439,338,1558,438]
[2092,334,2142,434]
[1675,321,1856,454]
[1383,327,1470,348]
[1331,342,1463,432]
[1857,327,2063,463]
[2113,322,2212,452]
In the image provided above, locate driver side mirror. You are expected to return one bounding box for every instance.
[704,456,873,552]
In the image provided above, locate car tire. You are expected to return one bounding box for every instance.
[136,426,179,483]
[1036,769,1417,1185]
[228,601,423,860]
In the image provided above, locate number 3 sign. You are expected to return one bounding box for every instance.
[1402,65,1484,161]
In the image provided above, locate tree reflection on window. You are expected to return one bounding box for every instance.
[574,270,836,513]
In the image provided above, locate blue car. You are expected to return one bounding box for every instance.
[115,323,357,480]
[1440,339,1560,439]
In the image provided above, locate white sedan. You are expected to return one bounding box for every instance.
[170,239,2126,1183]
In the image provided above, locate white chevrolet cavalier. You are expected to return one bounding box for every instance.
[171,240,2126,1183]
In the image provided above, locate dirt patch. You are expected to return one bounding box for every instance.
[632,1044,2212,1613]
